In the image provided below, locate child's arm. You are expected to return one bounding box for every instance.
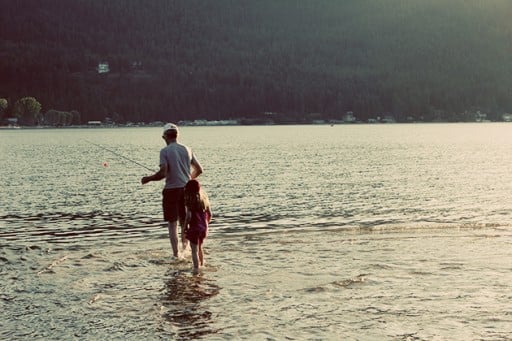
[206,207,212,223]
[184,207,192,229]
[182,207,191,246]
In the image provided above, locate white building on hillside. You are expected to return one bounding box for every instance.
[97,62,110,74]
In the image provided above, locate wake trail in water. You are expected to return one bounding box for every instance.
[0,211,166,246]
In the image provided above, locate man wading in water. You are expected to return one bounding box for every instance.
[141,123,203,258]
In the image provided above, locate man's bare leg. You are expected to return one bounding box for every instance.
[167,221,179,257]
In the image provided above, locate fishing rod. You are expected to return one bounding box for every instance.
[84,139,155,172]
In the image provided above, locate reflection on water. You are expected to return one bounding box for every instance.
[161,270,220,340]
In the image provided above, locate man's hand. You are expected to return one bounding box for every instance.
[141,166,166,184]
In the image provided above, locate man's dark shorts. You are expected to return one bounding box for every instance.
[162,188,185,223]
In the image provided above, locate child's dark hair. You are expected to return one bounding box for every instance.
[184,180,208,211]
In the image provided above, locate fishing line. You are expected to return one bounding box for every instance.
[84,139,155,172]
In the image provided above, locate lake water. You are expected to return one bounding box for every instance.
[1,124,511,340]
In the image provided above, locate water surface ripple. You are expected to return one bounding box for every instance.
[1,124,511,339]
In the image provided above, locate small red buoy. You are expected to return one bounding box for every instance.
[103,162,109,167]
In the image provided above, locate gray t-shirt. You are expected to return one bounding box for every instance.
[159,142,197,189]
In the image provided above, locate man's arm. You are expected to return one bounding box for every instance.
[141,164,166,184]
[190,157,203,179]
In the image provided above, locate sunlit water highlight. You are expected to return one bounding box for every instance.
[1,124,511,340]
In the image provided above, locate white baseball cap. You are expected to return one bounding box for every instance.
[163,123,179,133]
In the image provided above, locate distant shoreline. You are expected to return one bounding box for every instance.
[0,120,506,130]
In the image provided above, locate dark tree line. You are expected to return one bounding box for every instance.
[1,0,512,124]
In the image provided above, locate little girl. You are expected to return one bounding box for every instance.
[183,179,212,270]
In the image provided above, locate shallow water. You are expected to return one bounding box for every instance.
[1,124,512,340]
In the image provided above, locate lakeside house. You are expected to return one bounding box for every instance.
[6,117,18,125]
[343,111,356,123]
[475,111,488,122]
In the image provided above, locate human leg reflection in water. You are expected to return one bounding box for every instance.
[160,269,220,339]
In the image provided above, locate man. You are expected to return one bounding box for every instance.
[141,123,203,257]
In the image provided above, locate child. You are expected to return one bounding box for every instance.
[183,179,212,270]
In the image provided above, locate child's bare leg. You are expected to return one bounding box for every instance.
[198,242,204,266]
[190,242,199,269]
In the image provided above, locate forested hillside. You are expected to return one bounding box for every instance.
[1,0,512,124]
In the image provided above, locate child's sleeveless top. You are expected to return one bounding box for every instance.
[186,210,209,243]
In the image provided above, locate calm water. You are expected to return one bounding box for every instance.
[1,124,511,340]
